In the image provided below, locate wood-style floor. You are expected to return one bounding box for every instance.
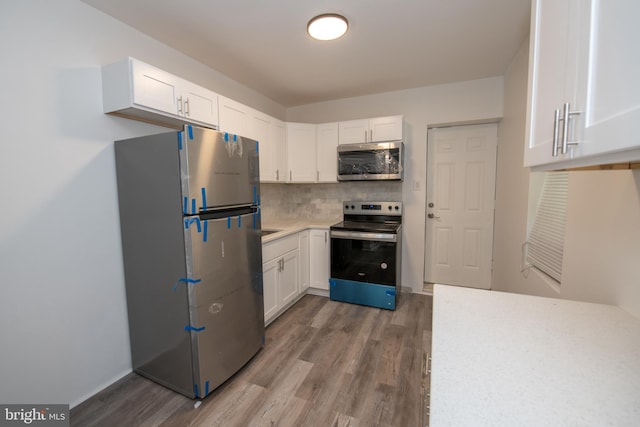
[71,293,433,427]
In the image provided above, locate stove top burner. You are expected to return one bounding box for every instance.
[331,201,403,235]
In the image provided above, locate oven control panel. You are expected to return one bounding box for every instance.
[343,201,402,216]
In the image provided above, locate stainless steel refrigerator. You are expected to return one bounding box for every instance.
[114,125,264,399]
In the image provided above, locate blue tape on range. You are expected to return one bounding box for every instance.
[205,381,210,396]
[178,131,183,150]
[187,125,194,140]
[183,196,188,214]
[253,186,257,205]
[255,140,259,153]
[227,217,231,229]
[172,277,202,292]
[224,132,229,142]
[237,216,242,227]
[203,220,208,242]
[191,199,197,215]
[194,383,199,398]
[184,325,206,332]
[233,134,237,142]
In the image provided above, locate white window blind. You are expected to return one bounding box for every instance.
[526,172,569,283]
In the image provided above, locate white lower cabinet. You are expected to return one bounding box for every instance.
[299,231,310,292]
[262,233,301,325]
[309,229,330,291]
[262,227,330,323]
[262,258,279,322]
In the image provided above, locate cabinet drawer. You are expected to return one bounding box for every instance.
[262,233,298,262]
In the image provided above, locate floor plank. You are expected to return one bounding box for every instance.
[71,293,432,426]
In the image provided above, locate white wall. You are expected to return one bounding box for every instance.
[287,78,504,294]
[0,0,284,407]
[492,39,640,318]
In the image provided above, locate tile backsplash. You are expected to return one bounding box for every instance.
[260,182,402,220]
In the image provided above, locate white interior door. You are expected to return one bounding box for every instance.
[424,124,498,289]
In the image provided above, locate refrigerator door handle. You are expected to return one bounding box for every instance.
[198,204,257,220]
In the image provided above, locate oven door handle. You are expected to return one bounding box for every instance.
[330,230,397,243]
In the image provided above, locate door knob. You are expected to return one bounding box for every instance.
[428,213,440,219]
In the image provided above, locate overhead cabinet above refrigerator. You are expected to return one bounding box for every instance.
[114,125,264,399]
[102,57,220,129]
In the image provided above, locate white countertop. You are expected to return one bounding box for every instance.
[261,217,338,243]
[430,284,640,427]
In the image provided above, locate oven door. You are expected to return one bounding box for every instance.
[330,230,397,286]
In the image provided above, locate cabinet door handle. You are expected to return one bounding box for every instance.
[325,231,327,243]
[370,129,373,142]
[317,171,319,182]
[561,102,581,154]
[552,108,561,157]
[364,129,367,142]
[184,98,190,116]
[276,169,279,181]
[177,96,183,115]
[290,170,292,181]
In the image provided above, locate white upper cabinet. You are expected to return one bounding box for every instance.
[316,122,339,183]
[338,115,403,145]
[179,80,219,127]
[286,123,317,183]
[271,120,287,182]
[102,57,218,129]
[218,95,250,137]
[525,0,640,170]
[218,98,287,183]
[248,109,287,183]
[338,119,370,145]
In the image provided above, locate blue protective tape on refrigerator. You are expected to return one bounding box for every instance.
[224,132,229,142]
[183,196,188,214]
[204,381,210,396]
[203,220,208,242]
[194,383,199,398]
[172,277,202,292]
[233,134,237,142]
[253,212,256,229]
[237,216,241,228]
[201,187,207,210]
[187,125,194,140]
[227,217,231,229]
[178,131,183,150]
[253,186,257,205]
[184,325,206,332]
[191,198,197,215]
[255,140,259,153]
[185,217,202,233]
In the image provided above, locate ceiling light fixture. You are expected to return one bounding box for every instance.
[307,13,349,41]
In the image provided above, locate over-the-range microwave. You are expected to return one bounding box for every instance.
[337,141,404,181]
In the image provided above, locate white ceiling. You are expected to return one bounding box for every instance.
[82,0,531,107]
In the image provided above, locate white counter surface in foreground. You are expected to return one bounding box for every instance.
[430,285,640,427]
